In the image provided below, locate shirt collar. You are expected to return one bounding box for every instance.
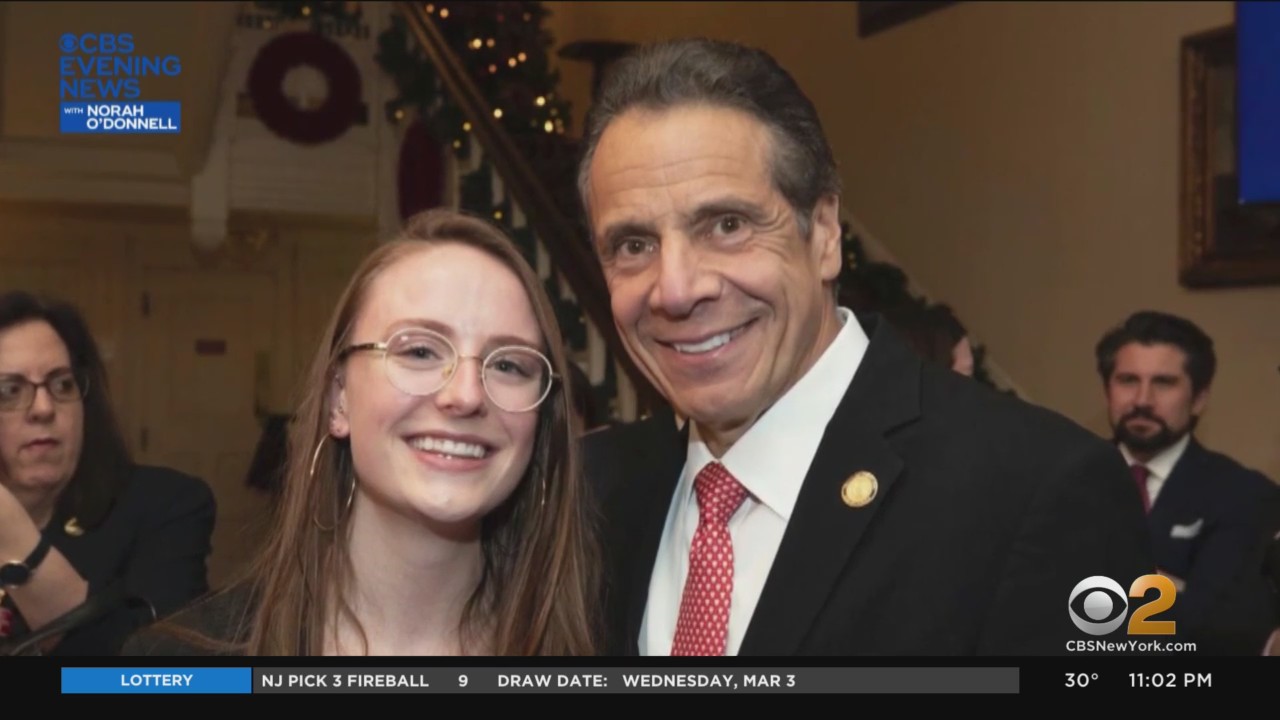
[1120,433,1191,480]
[686,307,869,521]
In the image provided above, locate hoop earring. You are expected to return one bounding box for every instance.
[310,435,356,532]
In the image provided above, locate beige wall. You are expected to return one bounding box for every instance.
[545,1,1280,481]
[0,203,374,586]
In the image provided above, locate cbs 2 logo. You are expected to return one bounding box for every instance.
[1068,575,1176,636]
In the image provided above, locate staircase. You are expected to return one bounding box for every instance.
[387,1,661,422]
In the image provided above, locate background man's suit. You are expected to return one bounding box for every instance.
[1147,440,1280,654]
[587,314,1155,655]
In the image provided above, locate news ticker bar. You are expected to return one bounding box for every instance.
[62,667,1018,694]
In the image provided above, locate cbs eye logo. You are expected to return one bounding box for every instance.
[1068,575,1177,636]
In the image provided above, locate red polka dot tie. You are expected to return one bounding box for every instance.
[671,461,748,656]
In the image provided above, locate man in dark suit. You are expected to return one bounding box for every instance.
[1096,311,1280,655]
[577,38,1153,656]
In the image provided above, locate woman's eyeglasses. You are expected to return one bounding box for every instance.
[338,328,557,413]
[0,370,89,413]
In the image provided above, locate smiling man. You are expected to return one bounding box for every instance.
[1096,311,1280,654]
[579,38,1154,656]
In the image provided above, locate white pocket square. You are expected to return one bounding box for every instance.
[1170,519,1204,539]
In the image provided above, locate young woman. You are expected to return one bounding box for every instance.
[129,209,597,655]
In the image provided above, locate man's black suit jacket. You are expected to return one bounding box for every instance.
[1147,439,1280,654]
[587,313,1155,655]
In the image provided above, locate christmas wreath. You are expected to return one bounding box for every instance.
[248,31,362,145]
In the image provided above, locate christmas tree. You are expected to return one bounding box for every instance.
[257,1,610,409]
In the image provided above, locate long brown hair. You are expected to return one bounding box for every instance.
[212,209,597,655]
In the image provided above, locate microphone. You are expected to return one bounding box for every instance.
[0,580,154,656]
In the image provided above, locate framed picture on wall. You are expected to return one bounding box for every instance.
[1179,26,1280,288]
[857,2,955,38]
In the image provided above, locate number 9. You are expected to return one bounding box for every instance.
[459,674,469,687]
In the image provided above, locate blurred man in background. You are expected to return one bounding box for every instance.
[1097,310,1280,654]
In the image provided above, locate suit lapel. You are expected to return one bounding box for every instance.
[622,406,688,653]
[739,314,921,655]
[1148,439,1205,542]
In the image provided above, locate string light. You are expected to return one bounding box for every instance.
[523,12,531,21]
[535,96,546,107]
[493,210,504,220]
[301,6,312,16]
[462,121,471,132]
[517,52,527,62]
[544,120,554,133]
[452,139,462,149]
[507,58,517,68]
[486,38,495,48]
[493,108,503,119]
[470,38,482,49]
[439,7,449,18]
[425,3,434,13]
[394,109,405,120]
[488,64,497,74]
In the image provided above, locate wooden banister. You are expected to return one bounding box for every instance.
[396,2,660,413]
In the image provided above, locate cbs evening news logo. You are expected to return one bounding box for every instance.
[58,33,181,134]
[1066,575,1195,653]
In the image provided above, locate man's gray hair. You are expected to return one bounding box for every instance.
[577,38,841,240]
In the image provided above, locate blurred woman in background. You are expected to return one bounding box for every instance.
[0,291,214,655]
[881,302,975,377]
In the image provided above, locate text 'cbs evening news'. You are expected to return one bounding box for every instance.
[57,32,181,134]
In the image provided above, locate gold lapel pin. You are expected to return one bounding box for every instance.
[841,471,878,508]
[64,517,84,537]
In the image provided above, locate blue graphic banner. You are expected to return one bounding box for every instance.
[59,101,181,134]
[61,667,252,694]
[1238,1,1280,204]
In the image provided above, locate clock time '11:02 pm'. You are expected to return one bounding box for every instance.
[1129,672,1212,688]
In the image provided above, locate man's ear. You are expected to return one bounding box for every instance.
[329,371,351,439]
[811,194,843,283]
[1191,385,1210,418]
